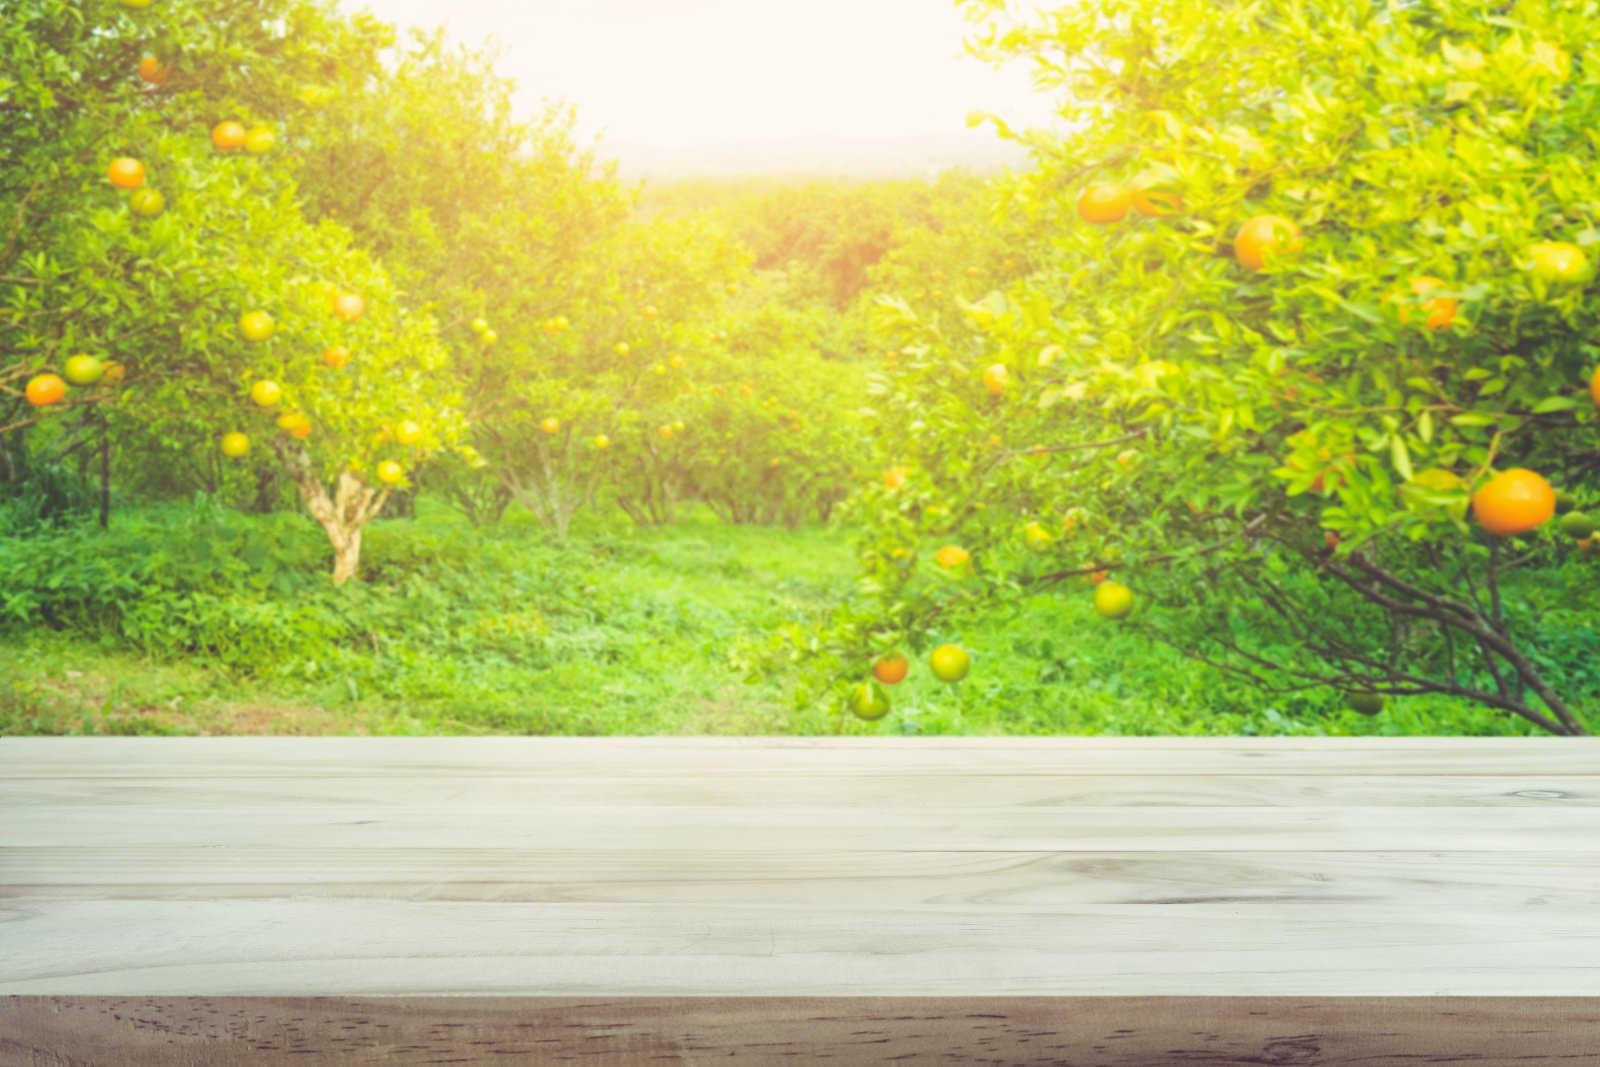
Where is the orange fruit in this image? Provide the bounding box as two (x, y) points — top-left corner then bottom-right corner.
(642, 304), (659, 319)
(102, 361), (125, 382)
(1092, 580), (1135, 620)
(275, 412), (310, 438)
(107, 157), (145, 189)
(1131, 178), (1183, 217)
(219, 432), (250, 457)
(982, 363), (1009, 395)
(934, 545), (971, 572)
(928, 644), (971, 683)
(128, 187), (164, 216)
(243, 126), (275, 155)
(330, 291), (366, 321)
(137, 56), (169, 85)
(25, 373), (67, 407)
(1233, 215), (1302, 271)
(322, 345), (351, 369)
(211, 120), (246, 151)
(1472, 469), (1555, 537)
(376, 460), (404, 484)
(540, 417), (560, 435)
(1527, 241), (1587, 284)
(1077, 183), (1130, 224)
(62, 354), (104, 384)
(1591, 365), (1600, 410)
(883, 466), (908, 490)
(394, 420), (423, 446)
(1395, 276), (1457, 331)
(849, 681), (892, 721)
(872, 653), (910, 686)
(239, 310), (274, 341)
(250, 380), (281, 407)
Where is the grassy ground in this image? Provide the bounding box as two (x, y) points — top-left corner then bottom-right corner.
(0, 497), (1545, 736)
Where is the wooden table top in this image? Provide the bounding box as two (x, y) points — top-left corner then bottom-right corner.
(4, 736), (1597, 999)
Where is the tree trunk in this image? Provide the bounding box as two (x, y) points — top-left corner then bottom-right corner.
(271, 439), (389, 585)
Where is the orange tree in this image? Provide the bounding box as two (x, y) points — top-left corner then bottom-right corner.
(794, 0), (1599, 734)
(1, 0), (462, 580)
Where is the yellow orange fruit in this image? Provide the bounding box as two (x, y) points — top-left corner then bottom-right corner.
(1234, 215), (1302, 271)
(25, 373), (67, 407)
(1077, 183), (1131, 224)
(107, 157), (145, 189)
(211, 120), (246, 151)
(928, 644), (971, 683)
(872, 653), (910, 686)
(1472, 468), (1555, 537)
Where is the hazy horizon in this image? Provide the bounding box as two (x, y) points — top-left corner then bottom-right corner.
(339, 0), (1059, 178)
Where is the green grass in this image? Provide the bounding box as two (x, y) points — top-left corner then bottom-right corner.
(0, 496), (1550, 736)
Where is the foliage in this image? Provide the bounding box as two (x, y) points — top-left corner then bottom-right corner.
(805, 0), (1600, 733)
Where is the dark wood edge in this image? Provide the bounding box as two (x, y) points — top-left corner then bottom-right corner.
(3, 996), (1598, 1065)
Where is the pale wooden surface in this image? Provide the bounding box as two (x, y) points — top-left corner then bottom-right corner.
(2, 738), (1598, 996)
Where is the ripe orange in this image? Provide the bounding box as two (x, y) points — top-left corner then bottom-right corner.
(592, 434), (611, 450)
(883, 466), (908, 490)
(934, 545), (971, 572)
(540, 417), (560, 435)
(872, 653), (910, 686)
(1131, 185), (1183, 218)
(982, 363), (1009, 395)
(102, 361), (125, 382)
(219, 432), (250, 457)
(137, 56), (169, 85)
(1088, 568), (1110, 586)
(394, 420), (423, 445)
(25, 373), (67, 407)
(1234, 215), (1302, 271)
(322, 345), (351, 369)
(330, 291), (366, 322)
(107, 157), (145, 189)
(376, 460), (404, 485)
(1395, 276), (1457, 331)
(642, 305), (659, 319)
(658, 424), (674, 440)
(275, 412), (310, 438)
(1472, 469), (1555, 536)
(965, 266), (981, 278)
(212, 120), (246, 151)
(928, 644), (971, 683)
(1077, 183), (1130, 224)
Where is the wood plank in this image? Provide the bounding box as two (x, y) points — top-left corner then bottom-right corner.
(3, 996), (1598, 1065)
(7, 801), (1597, 851)
(4, 772), (1592, 809)
(6, 735), (1600, 776)
(4, 738), (1598, 998)
(6, 885), (1600, 995)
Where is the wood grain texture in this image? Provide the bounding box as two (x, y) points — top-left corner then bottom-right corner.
(1, 738), (1598, 999)
(4, 996), (1598, 1065)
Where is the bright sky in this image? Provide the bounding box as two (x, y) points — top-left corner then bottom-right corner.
(339, 0), (1058, 155)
